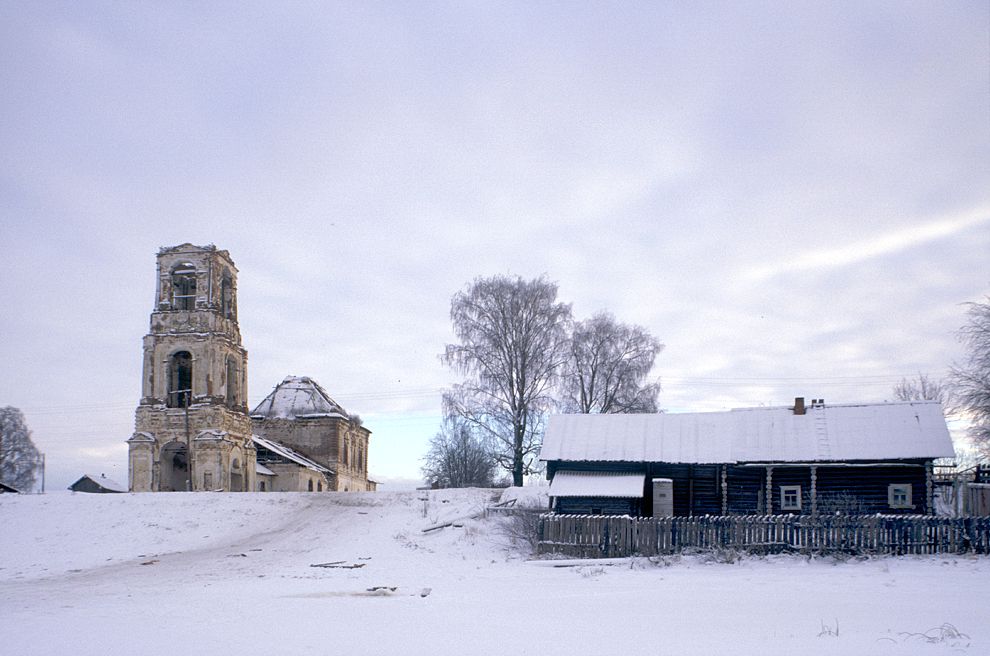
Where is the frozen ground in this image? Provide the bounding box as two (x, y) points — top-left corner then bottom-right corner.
(1, 489), (987, 656)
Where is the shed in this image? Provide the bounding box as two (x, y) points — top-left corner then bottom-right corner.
(69, 474), (127, 494)
(542, 399), (955, 516)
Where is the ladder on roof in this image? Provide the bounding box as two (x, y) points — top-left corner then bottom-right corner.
(813, 406), (831, 460)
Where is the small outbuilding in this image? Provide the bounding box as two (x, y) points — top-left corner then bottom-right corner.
(541, 399), (955, 516)
(69, 474), (127, 494)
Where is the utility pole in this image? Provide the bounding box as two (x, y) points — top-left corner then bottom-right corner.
(183, 389), (194, 491)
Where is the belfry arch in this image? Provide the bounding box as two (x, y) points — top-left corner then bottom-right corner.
(171, 262), (197, 311)
(168, 351), (193, 408)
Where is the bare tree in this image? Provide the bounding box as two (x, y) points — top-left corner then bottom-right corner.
(421, 417), (497, 488)
(893, 373), (951, 405)
(442, 275), (571, 486)
(950, 297), (990, 456)
(0, 407), (41, 492)
(562, 311), (664, 413)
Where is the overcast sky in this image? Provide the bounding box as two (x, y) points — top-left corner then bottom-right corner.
(1, 2), (988, 490)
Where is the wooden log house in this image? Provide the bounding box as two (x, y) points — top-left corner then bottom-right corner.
(540, 398), (954, 517)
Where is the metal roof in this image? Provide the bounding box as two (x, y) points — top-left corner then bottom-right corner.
(540, 401), (955, 464)
(252, 435), (334, 475)
(250, 376), (349, 420)
(548, 471), (645, 498)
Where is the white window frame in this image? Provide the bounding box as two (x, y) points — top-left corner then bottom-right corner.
(780, 485), (802, 511)
(888, 484), (913, 509)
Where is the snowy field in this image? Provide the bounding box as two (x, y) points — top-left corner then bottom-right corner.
(1, 490), (987, 656)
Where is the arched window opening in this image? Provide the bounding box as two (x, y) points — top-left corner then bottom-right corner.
(230, 457), (243, 492)
(220, 271), (234, 319)
(160, 441), (188, 491)
(172, 263), (197, 311)
(225, 356), (238, 407)
(167, 351), (193, 408)
(317, 480), (323, 492)
(308, 479), (314, 492)
(342, 441), (349, 467)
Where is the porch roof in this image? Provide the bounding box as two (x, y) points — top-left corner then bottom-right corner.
(548, 470), (645, 498)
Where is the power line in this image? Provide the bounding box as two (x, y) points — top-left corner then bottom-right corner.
(13, 372), (933, 415)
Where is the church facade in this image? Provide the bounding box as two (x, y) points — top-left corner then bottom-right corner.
(127, 244), (375, 493)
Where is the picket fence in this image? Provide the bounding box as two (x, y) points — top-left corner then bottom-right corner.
(538, 513), (990, 558)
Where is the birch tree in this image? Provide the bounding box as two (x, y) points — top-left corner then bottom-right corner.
(893, 373), (951, 405)
(421, 417), (497, 488)
(950, 297), (990, 455)
(0, 407), (41, 492)
(442, 275), (571, 486)
(562, 312), (664, 413)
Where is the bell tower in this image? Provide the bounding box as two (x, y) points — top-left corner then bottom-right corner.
(127, 244), (256, 492)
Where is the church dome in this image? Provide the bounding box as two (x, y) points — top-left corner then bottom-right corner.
(250, 376), (349, 420)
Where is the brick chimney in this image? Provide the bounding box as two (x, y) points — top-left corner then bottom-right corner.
(793, 397), (806, 415)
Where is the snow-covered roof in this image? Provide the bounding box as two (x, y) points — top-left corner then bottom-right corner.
(541, 401), (955, 464)
(548, 471), (645, 498)
(250, 376), (349, 420)
(252, 435), (333, 476)
(255, 462), (276, 476)
(76, 474), (127, 492)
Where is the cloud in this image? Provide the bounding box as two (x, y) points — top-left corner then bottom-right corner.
(743, 205), (990, 282)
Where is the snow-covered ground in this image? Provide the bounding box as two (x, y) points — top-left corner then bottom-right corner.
(1, 489), (987, 655)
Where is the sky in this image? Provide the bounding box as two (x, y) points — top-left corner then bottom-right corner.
(1, 1), (988, 491)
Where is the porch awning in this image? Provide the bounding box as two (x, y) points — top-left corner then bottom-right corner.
(549, 471), (645, 498)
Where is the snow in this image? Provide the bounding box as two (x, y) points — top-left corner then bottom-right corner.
(548, 470), (645, 497)
(250, 376), (349, 420)
(498, 485), (550, 509)
(542, 401), (955, 464)
(1, 490), (987, 655)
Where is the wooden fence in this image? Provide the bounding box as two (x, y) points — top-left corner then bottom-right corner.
(538, 514), (990, 558)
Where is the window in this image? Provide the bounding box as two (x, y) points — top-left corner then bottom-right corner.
(780, 485), (802, 511)
(259, 481), (266, 492)
(167, 351), (193, 408)
(317, 480), (323, 492)
(171, 263), (197, 310)
(888, 484), (913, 509)
(220, 271), (234, 319)
(308, 479), (314, 492)
(225, 356), (238, 407)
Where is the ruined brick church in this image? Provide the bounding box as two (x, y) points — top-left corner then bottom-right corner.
(127, 244), (374, 493)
